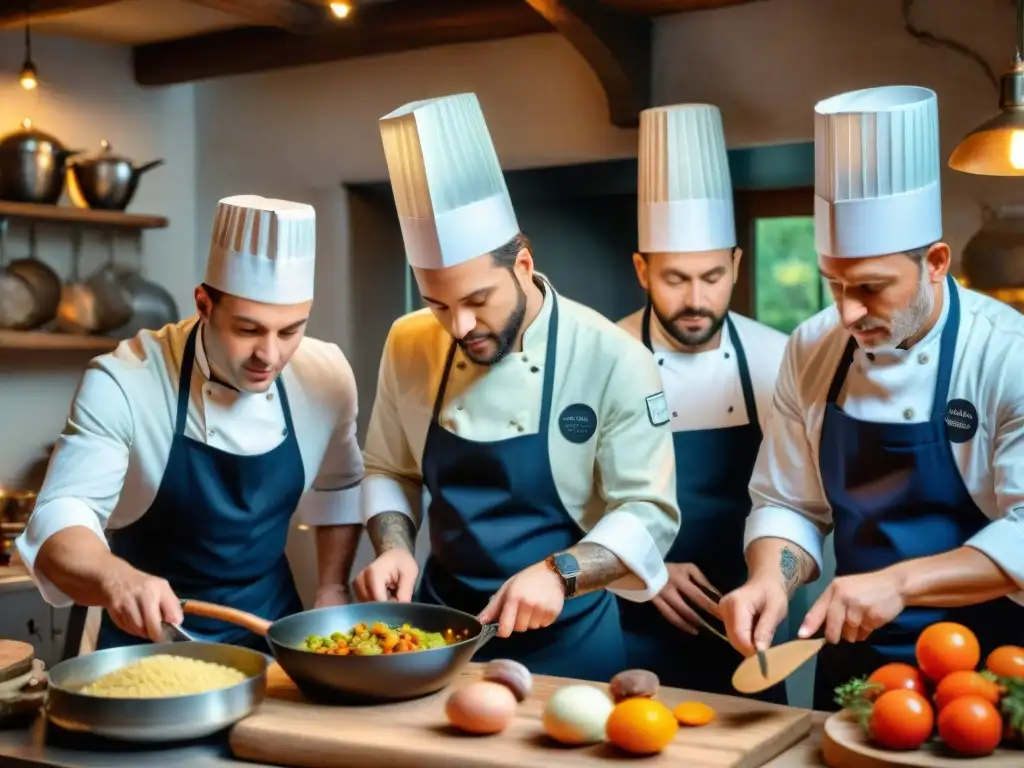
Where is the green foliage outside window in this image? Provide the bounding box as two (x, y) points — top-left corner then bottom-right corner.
(754, 216), (833, 334)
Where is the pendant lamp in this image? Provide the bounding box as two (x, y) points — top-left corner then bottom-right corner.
(949, 0), (1024, 175)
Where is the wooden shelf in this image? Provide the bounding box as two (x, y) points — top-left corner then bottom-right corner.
(0, 330), (118, 352)
(0, 201), (168, 231)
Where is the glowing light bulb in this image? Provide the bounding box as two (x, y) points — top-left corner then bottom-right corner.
(19, 61), (37, 90)
(1010, 130), (1024, 170)
(329, 2), (352, 18)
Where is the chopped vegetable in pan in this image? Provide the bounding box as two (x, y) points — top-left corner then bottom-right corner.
(301, 622), (459, 655)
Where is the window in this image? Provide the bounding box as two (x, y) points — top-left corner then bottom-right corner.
(734, 188), (832, 334)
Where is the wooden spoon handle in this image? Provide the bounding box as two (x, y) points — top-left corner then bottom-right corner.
(180, 600), (272, 636)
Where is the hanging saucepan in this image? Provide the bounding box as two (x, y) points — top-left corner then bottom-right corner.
(68, 140), (164, 211)
(0, 118), (82, 205)
(55, 230), (100, 335)
(78, 231), (134, 333)
(105, 233), (179, 338)
(0, 219), (37, 330)
(3, 224), (62, 330)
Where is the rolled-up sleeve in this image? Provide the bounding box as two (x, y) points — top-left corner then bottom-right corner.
(361, 327), (423, 527)
(15, 367), (132, 606)
(744, 337), (832, 574)
(586, 344), (680, 603)
(964, 375), (1024, 591)
(303, 346), (365, 526)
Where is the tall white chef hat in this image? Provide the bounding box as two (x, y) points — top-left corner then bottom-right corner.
(638, 103), (735, 254)
(814, 85), (942, 258)
(205, 195), (316, 305)
(379, 92), (519, 270)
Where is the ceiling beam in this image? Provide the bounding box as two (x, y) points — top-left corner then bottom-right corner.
(525, 0), (651, 128)
(0, 0), (117, 27)
(133, 0), (552, 87)
(181, 0), (331, 33)
(600, 0), (764, 14)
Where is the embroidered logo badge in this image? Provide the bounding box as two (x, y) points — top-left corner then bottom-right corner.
(646, 392), (670, 427)
(945, 398), (979, 444)
(559, 403), (598, 444)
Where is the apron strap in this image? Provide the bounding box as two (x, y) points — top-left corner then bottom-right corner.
(931, 274), (960, 419)
(826, 337), (858, 406)
(641, 300), (654, 352)
(726, 314), (760, 430)
(431, 343), (460, 426)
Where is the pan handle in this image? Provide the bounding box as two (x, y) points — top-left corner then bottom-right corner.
(180, 600), (272, 636)
(475, 623), (499, 651)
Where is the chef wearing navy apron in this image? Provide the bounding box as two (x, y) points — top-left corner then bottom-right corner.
(617, 104), (789, 703)
(354, 93), (681, 682)
(16, 195), (365, 653)
(719, 86), (1024, 711)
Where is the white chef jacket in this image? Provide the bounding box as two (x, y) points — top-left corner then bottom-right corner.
(745, 279), (1024, 604)
(361, 279), (681, 602)
(16, 316), (364, 607)
(618, 309), (788, 434)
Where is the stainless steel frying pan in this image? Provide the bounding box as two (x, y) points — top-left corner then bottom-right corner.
(182, 600), (499, 704)
(43, 641), (268, 742)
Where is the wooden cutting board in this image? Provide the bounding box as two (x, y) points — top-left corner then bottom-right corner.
(822, 710), (1022, 766)
(229, 663), (813, 768)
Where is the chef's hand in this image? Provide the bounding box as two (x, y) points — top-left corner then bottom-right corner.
(798, 570), (905, 644)
(653, 563), (722, 635)
(353, 549), (418, 603)
(100, 560), (183, 642)
(719, 575), (789, 657)
(478, 561), (565, 638)
(313, 584), (352, 608)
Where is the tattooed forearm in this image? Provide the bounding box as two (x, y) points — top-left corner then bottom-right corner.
(563, 543), (635, 596)
(366, 512), (416, 556)
(779, 545), (811, 596)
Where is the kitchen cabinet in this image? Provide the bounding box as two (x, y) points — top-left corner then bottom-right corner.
(0, 586), (70, 668)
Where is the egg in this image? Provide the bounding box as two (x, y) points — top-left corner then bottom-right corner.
(445, 681), (518, 734)
(542, 684), (615, 745)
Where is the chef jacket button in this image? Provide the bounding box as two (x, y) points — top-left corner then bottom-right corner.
(517, 425), (524, 433)
(456, 361), (467, 370)
(530, 366), (539, 373)
(282, 428), (289, 436)
(866, 352), (876, 361)
(456, 404), (463, 411)
(918, 353), (929, 364)
(208, 429), (215, 437)
(267, 392), (274, 401)
(903, 408), (914, 420)
(724, 352), (730, 359)
(658, 358), (664, 366)
(672, 411), (678, 418)
(728, 406), (734, 413)
(522, 356), (529, 363)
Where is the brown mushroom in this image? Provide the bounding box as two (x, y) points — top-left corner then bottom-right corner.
(609, 669), (659, 703)
(482, 659), (533, 702)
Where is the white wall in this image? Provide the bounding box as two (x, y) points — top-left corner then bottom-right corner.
(0, 31), (197, 487)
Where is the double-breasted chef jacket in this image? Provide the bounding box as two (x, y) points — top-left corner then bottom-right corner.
(15, 317), (364, 621)
(361, 279), (681, 619)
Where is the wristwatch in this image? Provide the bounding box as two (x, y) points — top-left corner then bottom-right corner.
(546, 552), (581, 599)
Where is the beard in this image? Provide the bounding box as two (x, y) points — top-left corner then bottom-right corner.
(650, 296), (728, 349)
(851, 271), (935, 349)
(457, 272), (528, 366)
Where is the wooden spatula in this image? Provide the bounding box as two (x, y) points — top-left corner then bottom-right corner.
(732, 637), (826, 694)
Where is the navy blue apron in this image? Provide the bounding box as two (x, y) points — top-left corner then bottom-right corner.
(813, 275), (1024, 710)
(95, 322), (305, 651)
(618, 307), (788, 703)
(416, 288), (627, 682)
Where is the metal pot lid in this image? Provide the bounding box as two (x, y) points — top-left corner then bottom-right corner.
(74, 139), (132, 167)
(0, 118), (66, 153)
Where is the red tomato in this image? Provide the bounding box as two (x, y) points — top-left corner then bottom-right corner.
(867, 663), (928, 698)
(933, 670), (1001, 711)
(937, 695), (1003, 756)
(985, 645), (1024, 680)
(915, 622), (980, 681)
(869, 689), (934, 750)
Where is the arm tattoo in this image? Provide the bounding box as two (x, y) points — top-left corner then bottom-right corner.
(567, 543), (630, 595)
(779, 546), (807, 595)
(366, 512), (415, 556)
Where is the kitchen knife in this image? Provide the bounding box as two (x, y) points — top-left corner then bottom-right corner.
(693, 581), (769, 679)
(158, 622), (196, 643)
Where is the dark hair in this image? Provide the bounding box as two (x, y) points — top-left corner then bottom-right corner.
(490, 232), (532, 270)
(200, 283), (225, 305)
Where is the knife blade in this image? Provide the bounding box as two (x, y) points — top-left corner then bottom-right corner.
(158, 622), (196, 643)
(692, 581), (769, 679)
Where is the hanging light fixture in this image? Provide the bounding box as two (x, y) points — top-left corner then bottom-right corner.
(19, 21), (38, 90)
(948, 0), (1024, 175)
(328, 1), (353, 19)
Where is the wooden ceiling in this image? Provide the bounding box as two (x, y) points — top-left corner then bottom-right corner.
(2, 0), (763, 127)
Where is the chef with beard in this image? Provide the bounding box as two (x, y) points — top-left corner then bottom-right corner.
(352, 92), (681, 682)
(617, 103), (789, 702)
(719, 85), (1024, 711)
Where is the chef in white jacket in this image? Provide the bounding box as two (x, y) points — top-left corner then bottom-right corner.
(617, 103), (789, 703)
(352, 92), (681, 682)
(719, 86), (1024, 711)
(16, 195), (364, 651)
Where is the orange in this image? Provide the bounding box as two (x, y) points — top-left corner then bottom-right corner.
(914, 622), (980, 682)
(606, 697), (679, 754)
(673, 701), (716, 726)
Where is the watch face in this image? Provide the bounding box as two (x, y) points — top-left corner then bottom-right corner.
(553, 553), (581, 577)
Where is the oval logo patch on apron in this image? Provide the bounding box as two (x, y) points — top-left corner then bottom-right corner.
(945, 398), (979, 443)
(559, 403), (598, 444)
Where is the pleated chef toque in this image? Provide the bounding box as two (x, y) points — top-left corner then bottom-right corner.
(814, 85), (941, 259)
(205, 194), (316, 305)
(379, 93), (519, 270)
(638, 104), (736, 254)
